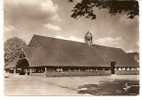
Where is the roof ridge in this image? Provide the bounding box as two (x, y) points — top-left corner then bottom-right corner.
(30, 34), (124, 51)
(32, 34), (85, 44)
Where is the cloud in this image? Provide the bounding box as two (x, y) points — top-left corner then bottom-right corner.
(4, 0), (138, 52)
(95, 37), (122, 47)
(4, 25), (16, 41)
(55, 35), (83, 42)
(44, 24), (61, 31)
(4, 25), (15, 32)
(95, 36), (139, 52)
(68, 36), (83, 42)
(5, 0), (61, 41)
(5, 0), (60, 23)
(55, 36), (66, 40)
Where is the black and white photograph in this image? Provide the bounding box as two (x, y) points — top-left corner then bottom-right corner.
(4, 0), (139, 96)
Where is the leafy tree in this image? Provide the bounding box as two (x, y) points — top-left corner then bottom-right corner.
(4, 37), (27, 66)
(69, 0), (139, 19)
(16, 58), (29, 74)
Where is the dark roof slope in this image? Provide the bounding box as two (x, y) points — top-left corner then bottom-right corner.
(127, 52), (139, 63)
(23, 34), (138, 67)
(94, 45), (138, 66)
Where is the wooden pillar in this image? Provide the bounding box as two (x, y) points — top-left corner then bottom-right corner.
(44, 67), (47, 77)
(60, 68), (63, 72)
(111, 61), (116, 74)
(13, 68), (16, 74)
(25, 68), (28, 75)
(102, 68), (105, 71)
(29, 68), (32, 76)
(78, 68), (80, 72)
(68, 68), (71, 72)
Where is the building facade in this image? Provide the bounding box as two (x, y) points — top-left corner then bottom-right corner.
(5, 32), (139, 76)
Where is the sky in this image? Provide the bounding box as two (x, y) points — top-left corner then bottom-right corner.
(4, 0), (139, 52)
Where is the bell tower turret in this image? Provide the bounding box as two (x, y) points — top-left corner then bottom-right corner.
(84, 31), (93, 47)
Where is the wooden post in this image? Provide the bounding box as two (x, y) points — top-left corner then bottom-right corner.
(111, 61), (116, 74)
(44, 67), (47, 77)
(68, 68), (71, 72)
(78, 68), (80, 72)
(25, 68), (28, 75)
(29, 68), (32, 76)
(102, 68), (105, 71)
(13, 68), (16, 74)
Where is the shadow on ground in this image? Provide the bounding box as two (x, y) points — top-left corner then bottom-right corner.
(77, 80), (139, 96)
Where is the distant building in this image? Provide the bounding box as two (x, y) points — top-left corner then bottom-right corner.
(5, 32), (139, 76)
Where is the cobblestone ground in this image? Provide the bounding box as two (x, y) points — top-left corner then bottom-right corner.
(4, 74), (139, 96)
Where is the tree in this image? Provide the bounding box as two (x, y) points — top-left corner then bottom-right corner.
(4, 37), (27, 66)
(16, 57), (29, 74)
(69, 0), (139, 19)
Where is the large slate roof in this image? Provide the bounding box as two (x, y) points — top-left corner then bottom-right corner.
(23, 34), (138, 67)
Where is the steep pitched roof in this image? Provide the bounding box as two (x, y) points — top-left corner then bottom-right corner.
(127, 52), (139, 63)
(23, 34), (138, 67)
(94, 45), (138, 66)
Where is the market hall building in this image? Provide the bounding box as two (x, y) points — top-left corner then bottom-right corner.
(5, 32), (139, 76)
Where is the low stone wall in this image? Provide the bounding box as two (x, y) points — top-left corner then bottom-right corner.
(31, 70), (111, 77)
(115, 70), (139, 75)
